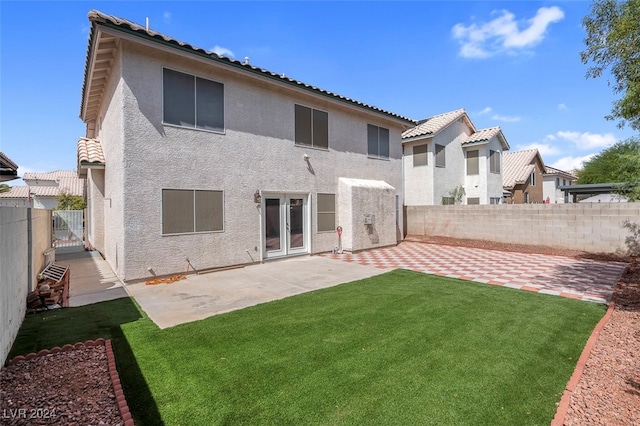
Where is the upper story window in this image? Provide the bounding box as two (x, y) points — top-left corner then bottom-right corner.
(435, 144), (446, 167)
(413, 144), (428, 167)
(530, 170), (536, 186)
(367, 124), (390, 159)
(295, 105), (328, 149)
(163, 68), (224, 132)
(490, 150), (501, 173)
(466, 150), (479, 175)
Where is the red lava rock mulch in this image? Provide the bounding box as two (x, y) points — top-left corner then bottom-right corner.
(1, 339), (133, 426)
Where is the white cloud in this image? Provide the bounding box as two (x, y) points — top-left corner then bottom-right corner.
(452, 6), (564, 58)
(519, 143), (560, 157)
(163, 11), (172, 23)
(478, 107), (492, 115)
(492, 114), (521, 122)
(551, 154), (595, 171)
(211, 45), (234, 58)
(557, 103), (567, 110)
(554, 131), (617, 150)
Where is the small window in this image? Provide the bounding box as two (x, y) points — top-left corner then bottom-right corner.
(490, 150), (501, 173)
(466, 150), (479, 175)
(435, 144), (446, 167)
(163, 68), (224, 132)
(467, 197), (480, 205)
(295, 105), (328, 149)
(490, 197), (501, 205)
(162, 189), (223, 235)
(524, 192), (530, 203)
(413, 144), (428, 167)
(317, 193), (335, 232)
(556, 177), (560, 186)
(367, 124), (390, 159)
(441, 197), (455, 205)
(530, 171), (536, 186)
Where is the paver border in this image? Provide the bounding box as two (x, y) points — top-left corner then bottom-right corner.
(5, 338), (134, 426)
(551, 301), (616, 425)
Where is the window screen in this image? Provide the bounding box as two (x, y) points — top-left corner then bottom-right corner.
(317, 193), (335, 232)
(467, 150), (479, 175)
(467, 197), (480, 205)
(162, 189), (224, 234)
(413, 144), (427, 166)
(435, 144), (446, 167)
(367, 124), (390, 159)
(163, 68), (224, 131)
(295, 105), (328, 149)
(490, 150), (501, 173)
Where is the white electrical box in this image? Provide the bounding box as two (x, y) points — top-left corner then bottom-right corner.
(363, 214), (374, 225)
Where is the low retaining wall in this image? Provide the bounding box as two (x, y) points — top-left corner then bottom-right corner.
(405, 203), (640, 255)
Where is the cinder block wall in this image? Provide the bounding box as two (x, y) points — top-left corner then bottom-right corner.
(0, 208), (29, 365)
(406, 203), (640, 254)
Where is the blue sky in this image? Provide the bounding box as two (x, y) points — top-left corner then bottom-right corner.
(1, 1), (636, 182)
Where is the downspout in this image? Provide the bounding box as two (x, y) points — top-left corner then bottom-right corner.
(27, 208), (33, 292)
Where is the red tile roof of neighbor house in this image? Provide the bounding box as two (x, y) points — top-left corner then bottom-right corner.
(0, 170), (85, 199)
(502, 149), (543, 189)
(81, 10), (417, 126)
(401, 109), (471, 140)
(402, 110), (510, 150)
(544, 165), (577, 180)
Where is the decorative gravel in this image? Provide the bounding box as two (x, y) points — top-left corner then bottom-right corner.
(1, 345), (123, 425)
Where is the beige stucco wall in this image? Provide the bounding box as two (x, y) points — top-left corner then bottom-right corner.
(30, 209), (53, 291)
(92, 40), (407, 281)
(406, 203), (640, 254)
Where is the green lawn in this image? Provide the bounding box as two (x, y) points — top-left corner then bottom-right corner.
(9, 269), (605, 425)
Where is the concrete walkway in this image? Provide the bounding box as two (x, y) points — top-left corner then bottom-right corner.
(323, 242), (629, 304)
(56, 248), (128, 307)
(125, 256), (389, 329)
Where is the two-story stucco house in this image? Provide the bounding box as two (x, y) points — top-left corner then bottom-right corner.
(77, 11), (416, 281)
(402, 109), (510, 206)
(502, 149), (546, 204)
(543, 166), (577, 203)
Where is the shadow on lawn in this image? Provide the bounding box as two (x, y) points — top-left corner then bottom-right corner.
(8, 297), (164, 425)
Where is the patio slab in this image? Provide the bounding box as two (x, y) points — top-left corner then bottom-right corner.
(125, 256), (391, 329)
(323, 242), (629, 304)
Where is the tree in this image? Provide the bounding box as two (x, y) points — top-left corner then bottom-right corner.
(55, 192), (87, 210)
(581, 0), (640, 130)
(0, 183), (9, 193)
(578, 137), (640, 199)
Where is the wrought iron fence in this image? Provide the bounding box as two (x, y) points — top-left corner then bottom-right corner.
(52, 210), (84, 248)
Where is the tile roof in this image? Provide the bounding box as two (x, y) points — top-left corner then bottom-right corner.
(461, 126), (510, 150)
(2, 170), (86, 199)
(402, 109), (471, 140)
(82, 10), (416, 126)
(502, 149), (543, 189)
(0, 151), (18, 170)
(78, 137), (105, 166)
(544, 165), (577, 180)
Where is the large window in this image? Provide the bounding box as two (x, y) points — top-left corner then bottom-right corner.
(317, 193), (335, 232)
(367, 124), (390, 159)
(490, 150), (501, 173)
(466, 150), (479, 175)
(163, 68), (224, 132)
(435, 144), (446, 167)
(413, 144), (428, 166)
(162, 189), (224, 234)
(295, 105), (328, 149)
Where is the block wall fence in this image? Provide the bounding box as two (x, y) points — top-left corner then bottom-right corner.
(405, 203), (640, 255)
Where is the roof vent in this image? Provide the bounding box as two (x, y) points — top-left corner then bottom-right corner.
(145, 17), (149, 32)
(244, 56), (249, 65)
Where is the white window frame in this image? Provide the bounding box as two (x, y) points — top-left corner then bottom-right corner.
(162, 189), (224, 235)
(435, 144), (446, 167)
(367, 124), (390, 160)
(316, 193), (336, 233)
(295, 104), (329, 150)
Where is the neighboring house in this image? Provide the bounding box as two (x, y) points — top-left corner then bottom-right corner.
(502, 149), (546, 204)
(77, 10), (416, 281)
(0, 171), (85, 209)
(580, 193), (628, 203)
(543, 166), (577, 203)
(0, 152), (18, 182)
(402, 109), (510, 205)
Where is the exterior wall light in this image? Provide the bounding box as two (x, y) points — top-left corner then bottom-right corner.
(254, 190), (261, 203)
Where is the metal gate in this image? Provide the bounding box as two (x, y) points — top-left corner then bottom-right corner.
(53, 210), (84, 248)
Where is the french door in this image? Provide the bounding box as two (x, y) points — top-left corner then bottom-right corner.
(263, 194), (308, 259)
